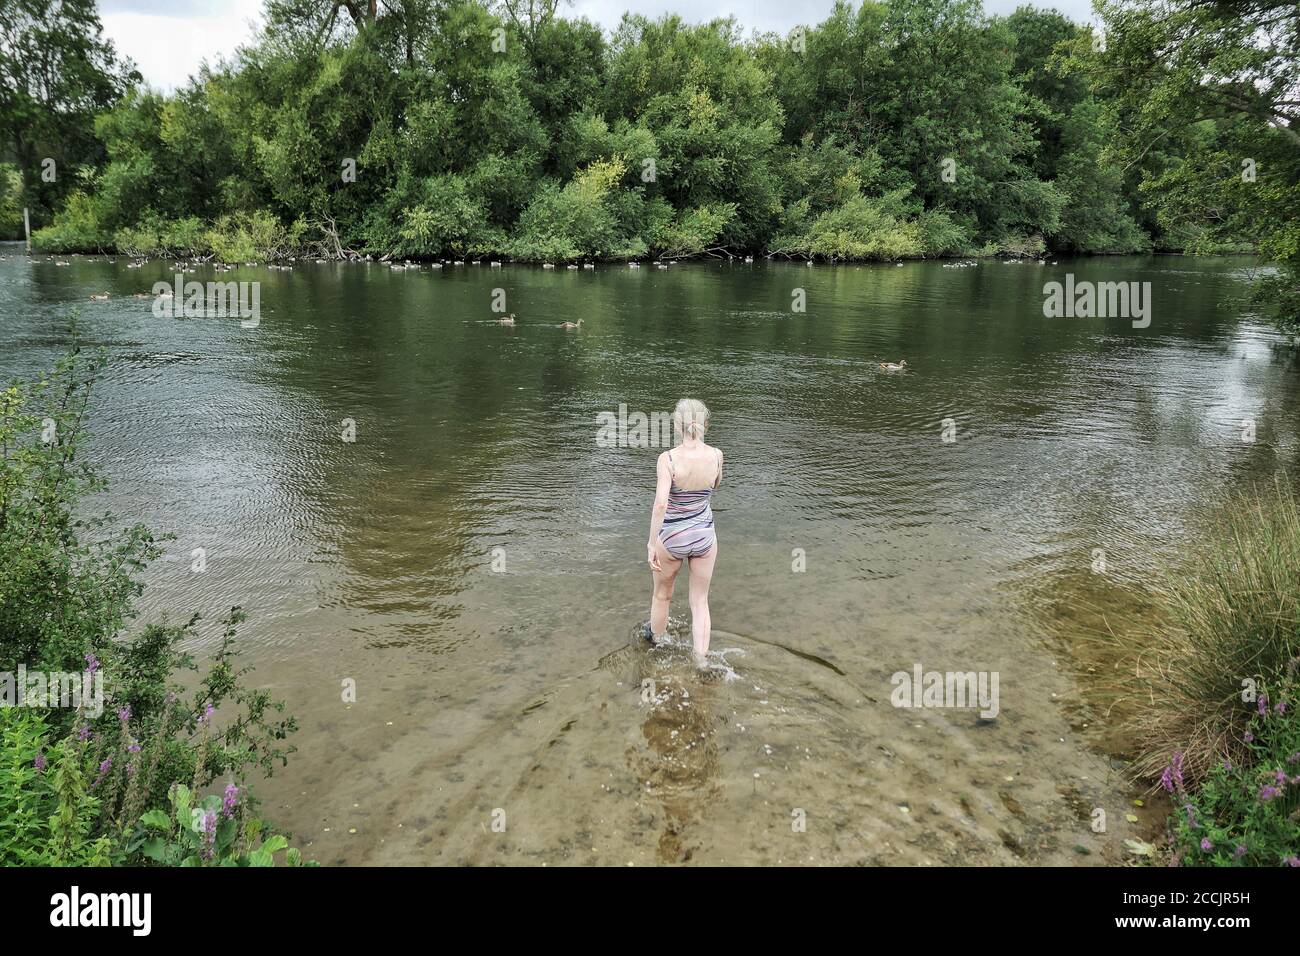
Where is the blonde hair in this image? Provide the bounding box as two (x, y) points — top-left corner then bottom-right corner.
(672, 398), (710, 440)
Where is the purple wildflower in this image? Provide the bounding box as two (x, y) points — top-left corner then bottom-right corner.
(34, 752), (46, 772)
(117, 705), (131, 722)
(127, 744), (141, 754)
(1161, 752), (1185, 794)
(1259, 785), (1280, 802)
(1258, 694), (1268, 716)
(76, 724), (91, 742)
(1287, 857), (1300, 868)
(1233, 845), (1247, 859)
(201, 810), (218, 860)
(1200, 838), (1213, 852)
(1244, 731), (1255, 744)
(1183, 803), (1198, 828)
(91, 758), (112, 789)
(222, 783), (240, 819)
(83, 652), (99, 676)
(1276, 701), (1288, 715)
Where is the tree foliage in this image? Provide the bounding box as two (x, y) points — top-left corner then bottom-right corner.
(15, 0), (1295, 328)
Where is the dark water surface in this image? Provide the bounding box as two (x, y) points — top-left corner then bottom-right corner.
(2, 249), (1295, 864)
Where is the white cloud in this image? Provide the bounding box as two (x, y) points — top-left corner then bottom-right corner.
(100, 0), (264, 92)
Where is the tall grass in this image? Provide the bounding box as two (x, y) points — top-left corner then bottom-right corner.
(1122, 475), (1300, 785)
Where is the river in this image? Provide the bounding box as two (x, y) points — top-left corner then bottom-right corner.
(2, 248), (1295, 864)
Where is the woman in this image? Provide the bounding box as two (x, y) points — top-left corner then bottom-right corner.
(645, 398), (723, 664)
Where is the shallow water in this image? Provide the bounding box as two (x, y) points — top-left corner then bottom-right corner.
(2, 248), (1296, 864)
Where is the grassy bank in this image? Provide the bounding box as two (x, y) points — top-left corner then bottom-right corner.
(1101, 477), (1300, 866)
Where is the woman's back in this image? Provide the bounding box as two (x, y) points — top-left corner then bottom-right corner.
(667, 442), (722, 491)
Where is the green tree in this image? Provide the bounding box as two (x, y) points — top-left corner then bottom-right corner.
(0, 0), (136, 226)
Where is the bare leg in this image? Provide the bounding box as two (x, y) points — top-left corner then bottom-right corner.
(650, 537), (681, 636)
(687, 543), (718, 660)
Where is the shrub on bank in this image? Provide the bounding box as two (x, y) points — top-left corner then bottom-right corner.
(1161, 673), (1300, 867)
(1124, 478), (1300, 787)
(0, 336), (307, 866)
(1105, 476), (1300, 865)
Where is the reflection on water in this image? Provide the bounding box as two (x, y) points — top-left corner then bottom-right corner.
(2, 247), (1297, 864)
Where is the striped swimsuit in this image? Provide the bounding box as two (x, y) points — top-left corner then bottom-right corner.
(658, 450), (720, 559)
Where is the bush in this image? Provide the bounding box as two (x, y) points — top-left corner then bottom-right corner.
(1117, 477), (1300, 787)
(0, 710), (111, 866)
(1160, 673), (1300, 867)
(205, 211), (305, 263)
(32, 191), (112, 253)
(768, 188), (977, 261)
(0, 336), (305, 866)
(131, 783), (307, 867)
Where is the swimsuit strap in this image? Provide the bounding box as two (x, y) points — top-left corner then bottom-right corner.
(666, 450), (675, 480)
(713, 448), (722, 488)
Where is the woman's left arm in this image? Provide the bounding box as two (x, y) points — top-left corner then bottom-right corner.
(647, 452), (672, 570)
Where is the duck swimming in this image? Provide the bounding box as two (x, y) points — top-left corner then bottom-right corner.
(497, 314), (516, 326)
(879, 359), (907, 371)
(560, 319), (582, 330)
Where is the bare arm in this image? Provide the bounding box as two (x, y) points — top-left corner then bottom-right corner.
(648, 452), (672, 545)
(647, 452), (672, 569)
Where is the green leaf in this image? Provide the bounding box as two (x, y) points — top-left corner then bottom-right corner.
(260, 835), (288, 855)
(216, 817), (238, 851)
(140, 809), (171, 830)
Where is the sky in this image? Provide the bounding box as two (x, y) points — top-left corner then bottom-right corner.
(98, 0), (1099, 92)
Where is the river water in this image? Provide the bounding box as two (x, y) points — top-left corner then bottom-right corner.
(2, 248), (1295, 864)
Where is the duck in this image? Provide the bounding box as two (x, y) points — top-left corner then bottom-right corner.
(583, 262), (594, 269)
(560, 319), (583, 330)
(131, 292), (149, 299)
(89, 292), (110, 301)
(497, 314), (516, 326)
(879, 359), (908, 372)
